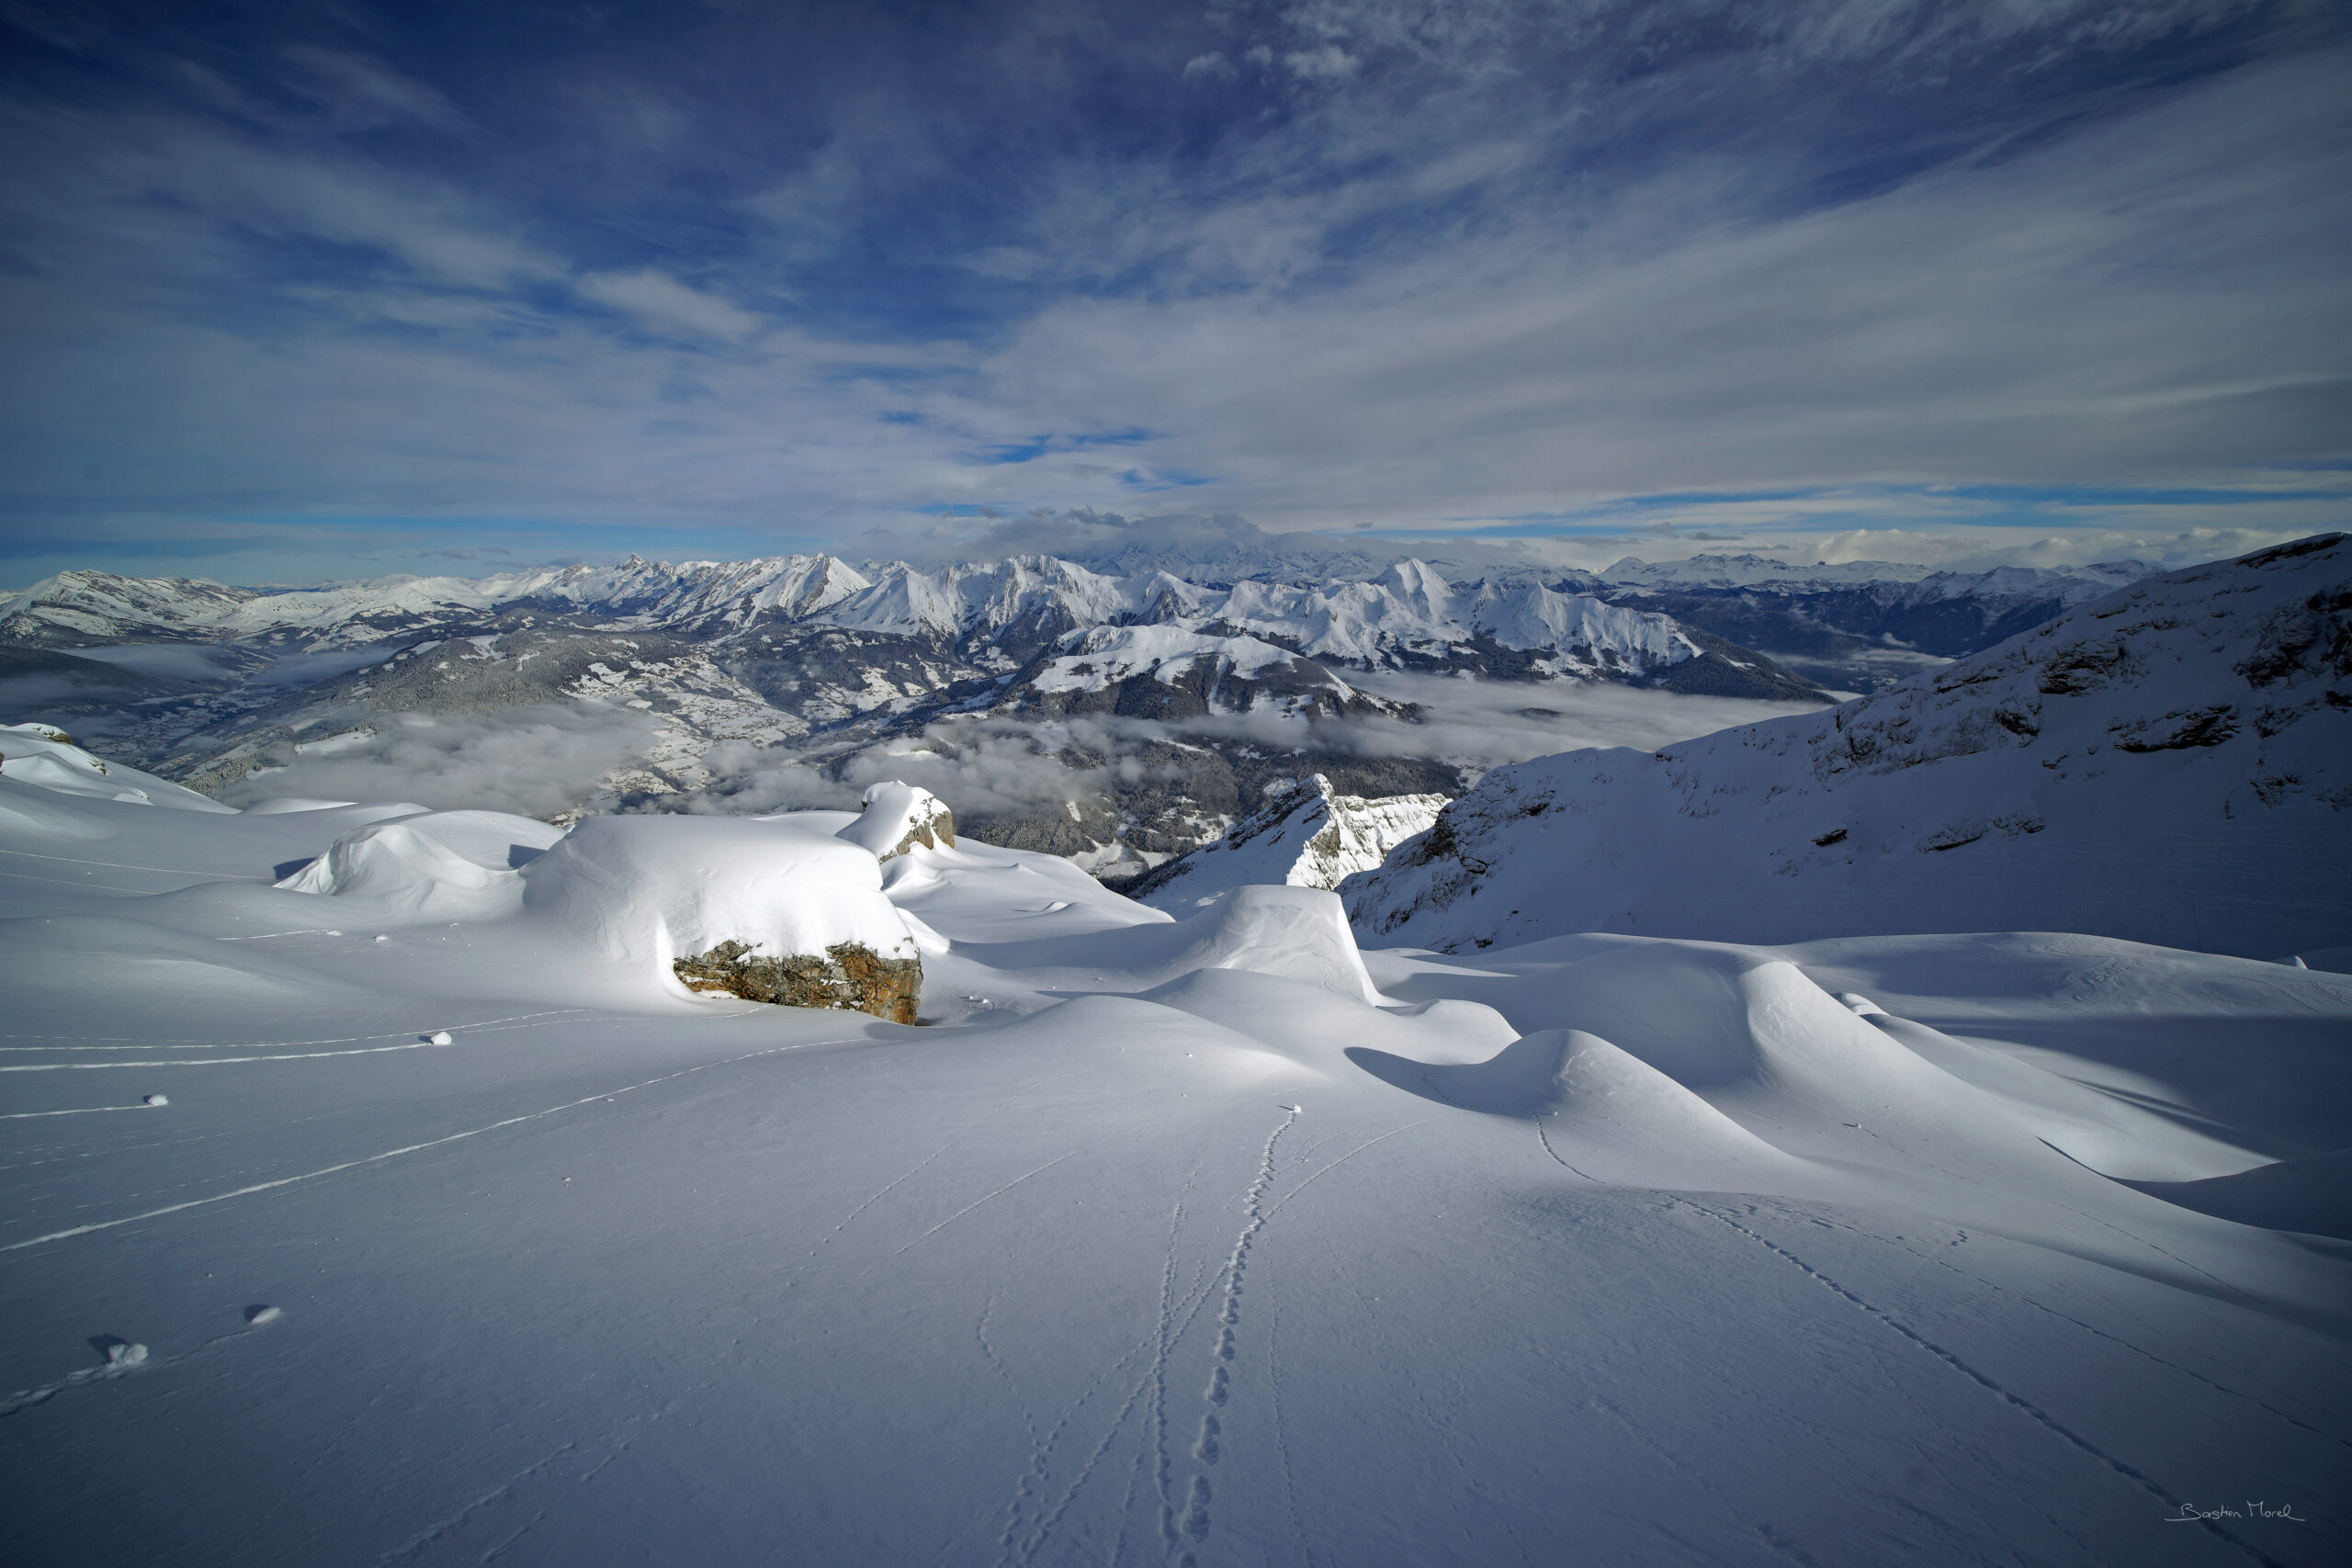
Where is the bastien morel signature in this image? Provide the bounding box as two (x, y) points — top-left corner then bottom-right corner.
(2165, 1501), (2308, 1523)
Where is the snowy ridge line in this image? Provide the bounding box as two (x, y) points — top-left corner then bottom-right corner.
(0, 1102), (165, 1120)
(0, 1009), (595, 1053)
(1675, 1201), (2292, 1568)
(2031, 1141), (2272, 1307)
(0, 1035), (842, 1255)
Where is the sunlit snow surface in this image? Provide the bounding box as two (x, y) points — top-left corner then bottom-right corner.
(1, 768), (2347, 1564)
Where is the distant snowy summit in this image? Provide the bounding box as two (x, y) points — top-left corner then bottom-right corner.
(1344, 535), (2352, 961)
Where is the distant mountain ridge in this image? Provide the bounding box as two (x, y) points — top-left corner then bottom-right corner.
(0, 528), (2164, 878)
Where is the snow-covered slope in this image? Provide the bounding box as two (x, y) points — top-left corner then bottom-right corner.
(0, 721), (234, 814)
(1346, 535), (2352, 960)
(1, 739), (2346, 1565)
(1130, 773), (1447, 911)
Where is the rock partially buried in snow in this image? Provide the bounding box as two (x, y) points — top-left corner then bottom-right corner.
(836, 781), (955, 863)
(426, 1031), (453, 1046)
(141, 1094), (168, 1107)
(244, 1305), (282, 1326)
(523, 814), (923, 1023)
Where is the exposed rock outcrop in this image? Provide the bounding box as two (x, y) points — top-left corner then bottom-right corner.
(673, 938), (922, 1024)
(837, 780), (955, 862)
(521, 814), (924, 1020)
(1130, 773), (1448, 911)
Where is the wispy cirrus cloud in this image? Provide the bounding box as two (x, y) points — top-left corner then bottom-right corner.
(0, 0), (2342, 583)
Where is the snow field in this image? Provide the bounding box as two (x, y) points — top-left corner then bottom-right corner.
(0, 757), (2346, 1563)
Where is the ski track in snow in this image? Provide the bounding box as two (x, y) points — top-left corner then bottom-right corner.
(0, 1010), (595, 1055)
(888, 1151), (1076, 1258)
(1260, 1120), (1430, 1222)
(0, 845), (267, 880)
(0, 1006), (602, 1066)
(1675, 1199), (2293, 1568)
(375, 1441), (582, 1565)
(0, 1036), (842, 1254)
(0, 1102), (166, 1120)
(1841, 1213), (2352, 1455)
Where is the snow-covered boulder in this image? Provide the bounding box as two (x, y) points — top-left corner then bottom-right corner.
(0, 722), (235, 812)
(1133, 774), (1448, 911)
(522, 814), (922, 1022)
(277, 809), (562, 919)
(836, 781), (955, 862)
(1343, 534), (2352, 959)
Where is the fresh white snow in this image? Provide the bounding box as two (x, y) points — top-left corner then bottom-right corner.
(1, 547), (2346, 1563)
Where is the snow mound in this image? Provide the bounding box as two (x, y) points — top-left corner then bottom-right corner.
(521, 814), (920, 1016)
(1355, 1026), (1801, 1166)
(1163, 886), (1389, 1005)
(836, 780), (956, 862)
(0, 722), (235, 812)
(277, 809), (564, 919)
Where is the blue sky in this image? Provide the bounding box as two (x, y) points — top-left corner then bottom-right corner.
(1, 0), (2346, 584)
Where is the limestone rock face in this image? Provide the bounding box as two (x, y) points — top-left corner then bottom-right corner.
(1130, 773), (1448, 911)
(673, 939), (922, 1024)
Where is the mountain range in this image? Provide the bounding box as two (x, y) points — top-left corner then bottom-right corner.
(1, 524), (2154, 874)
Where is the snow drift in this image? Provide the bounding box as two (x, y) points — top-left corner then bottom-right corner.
(277, 809), (563, 919)
(522, 814), (924, 1020)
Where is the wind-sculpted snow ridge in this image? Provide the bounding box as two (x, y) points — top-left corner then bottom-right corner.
(1346, 534), (2352, 961)
(1128, 773), (1446, 912)
(1, 742), (2348, 1565)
